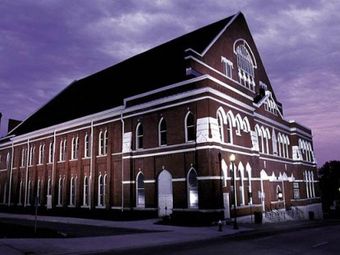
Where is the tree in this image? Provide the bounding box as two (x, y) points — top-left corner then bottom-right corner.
(319, 161), (340, 216)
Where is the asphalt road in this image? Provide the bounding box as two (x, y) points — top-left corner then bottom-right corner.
(107, 224), (340, 255)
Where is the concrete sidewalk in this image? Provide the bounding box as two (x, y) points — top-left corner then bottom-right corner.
(0, 213), (247, 255)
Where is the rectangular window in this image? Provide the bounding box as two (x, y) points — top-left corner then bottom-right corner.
(221, 57), (233, 79)
(293, 182), (300, 199)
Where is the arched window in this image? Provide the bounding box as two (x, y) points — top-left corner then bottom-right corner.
(58, 176), (64, 206)
(38, 144), (44, 164)
(47, 178), (51, 196)
(217, 111), (224, 142)
(18, 180), (23, 205)
(136, 123), (144, 149)
(70, 177), (76, 206)
(84, 133), (90, 158)
(238, 162), (245, 206)
(83, 176), (89, 206)
(99, 130), (108, 155)
(71, 137), (79, 159)
(48, 142), (54, 163)
(136, 172), (145, 208)
(236, 44), (255, 90)
(185, 112), (195, 142)
(187, 168), (198, 208)
(29, 146), (35, 166)
(159, 118), (167, 146)
(59, 139), (66, 161)
(27, 180), (31, 206)
(36, 179), (41, 205)
(21, 148), (26, 167)
(98, 174), (106, 207)
(226, 114), (233, 144)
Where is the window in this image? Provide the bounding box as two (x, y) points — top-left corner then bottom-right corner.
(136, 172), (145, 208)
(221, 57), (233, 78)
(83, 176), (89, 206)
(26, 180), (31, 206)
(59, 139), (67, 161)
(276, 185), (283, 200)
(21, 148), (26, 167)
(136, 123), (143, 149)
(226, 114), (233, 144)
(293, 182), (300, 199)
(185, 112), (195, 142)
(70, 177), (76, 206)
(84, 133), (90, 158)
(18, 180), (23, 205)
(217, 111), (224, 142)
(38, 144), (45, 164)
(187, 168), (198, 208)
(2, 182), (7, 204)
(29, 146), (35, 166)
(98, 174), (106, 207)
(71, 136), (79, 159)
(99, 130), (108, 155)
(58, 176), (64, 206)
(36, 179), (41, 205)
(236, 44), (255, 91)
(47, 178), (51, 196)
(159, 118), (167, 146)
(48, 142), (54, 163)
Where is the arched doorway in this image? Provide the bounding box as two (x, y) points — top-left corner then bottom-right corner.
(158, 170), (173, 217)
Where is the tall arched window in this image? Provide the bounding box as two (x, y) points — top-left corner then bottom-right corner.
(38, 144), (45, 164)
(185, 112), (195, 142)
(47, 178), (51, 196)
(59, 139), (66, 161)
(217, 111), (224, 142)
(18, 180), (23, 205)
(136, 172), (145, 208)
(83, 176), (89, 206)
(21, 148), (26, 167)
(159, 118), (167, 146)
(70, 177), (76, 206)
(84, 133), (90, 158)
(236, 43), (255, 91)
(104, 130), (108, 154)
(99, 130), (108, 155)
(58, 176), (64, 206)
(98, 174), (106, 207)
(27, 180), (31, 206)
(226, 114), (233, 144)
(136, 123), (143, 149)
(71, 137), (79, 159)
(187, 168), (198, 208)
(29, 146), (35, 166)
(48, 142), (54, 163)
(36, 179), (41, 205)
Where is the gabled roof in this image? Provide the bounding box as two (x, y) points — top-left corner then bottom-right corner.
(9, 13), (238, 136)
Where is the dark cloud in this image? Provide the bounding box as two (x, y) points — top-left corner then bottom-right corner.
(1, 0), (339, 166)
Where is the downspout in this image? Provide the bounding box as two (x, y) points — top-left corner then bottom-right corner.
(51, 130), (56, 207)
(8, 141), (14, 206)
(121, 113), (124, 211)
(24, 139), (30, 206)
(89, 120), (94, 209)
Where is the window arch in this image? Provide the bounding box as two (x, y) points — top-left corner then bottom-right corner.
(235, 43), (255, 90)
(29, 146), (35, 166)
(185, 112), (195, 142)
(187, 168), (198, 208)
(84, 133), (90, 158)
(83, 176), (89, 206)
(136, 123), (144, 149)
(136, 172), (145, 208)
(226, 112), (234, 144)
(98, 174), (106, 207)
(217, 110), (224, 142)
(159, 117), (167, 146)
(99, 130), (108, 155)
(71, 136), (79, 160)
(38, 144), (45, 164)
(70, 177), (76, 206)
(48, 142), (54, 163)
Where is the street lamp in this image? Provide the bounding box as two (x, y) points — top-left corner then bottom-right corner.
(229, 154), (238, 229)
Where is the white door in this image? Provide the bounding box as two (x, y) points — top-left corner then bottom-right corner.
(158, 170), (173, 217)
(223, 192), (230, 219)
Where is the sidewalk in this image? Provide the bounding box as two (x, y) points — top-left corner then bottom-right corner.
(0, 213), (246, 255)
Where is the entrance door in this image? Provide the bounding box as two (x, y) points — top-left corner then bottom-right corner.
(158, 170), (173, 217)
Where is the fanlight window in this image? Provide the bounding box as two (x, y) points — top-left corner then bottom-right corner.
(236, 44), (255, 91)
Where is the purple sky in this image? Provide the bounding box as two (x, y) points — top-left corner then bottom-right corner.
(1, 0), (339, 167)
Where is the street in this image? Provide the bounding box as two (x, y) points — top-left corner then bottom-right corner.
(108, 224), (340, 255)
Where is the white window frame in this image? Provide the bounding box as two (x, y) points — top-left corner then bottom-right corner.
(158, 117), (167, 146)
(83, 176), (89, 206)
(185, 112), (195, 143)
(136, 123), (143, 150)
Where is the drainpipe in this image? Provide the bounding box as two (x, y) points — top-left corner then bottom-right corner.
(24, 139), (30, 206)
(89, 120), (94, 209)
(8, 141), (14, 206)
(120, 113), (124, 212)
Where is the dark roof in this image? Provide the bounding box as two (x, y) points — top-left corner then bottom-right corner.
(10, 13), (237, 136)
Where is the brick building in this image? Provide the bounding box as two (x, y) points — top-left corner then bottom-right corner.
(0, 12), (322, 221)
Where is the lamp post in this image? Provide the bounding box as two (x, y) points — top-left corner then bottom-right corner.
(230, 154), (238, 229)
